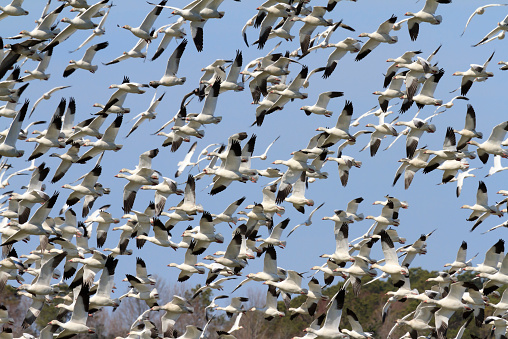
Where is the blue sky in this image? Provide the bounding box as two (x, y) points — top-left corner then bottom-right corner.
(3, 0), (508, 303)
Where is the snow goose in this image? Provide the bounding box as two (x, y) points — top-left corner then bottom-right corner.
(78, 114), (123, 163)
(150, 39), (188, 88)
(13, 3), (64, 40)
(264, 269), (307, 295)
(437, 159), (469, 184)
(444, 241), (474, 274)
(192, 276), (236, 299)
(393, 303), (436, 338)
(125, 92), (165, 138)
(292, 6), (333, 55)
(49, 284), (95, 337)
(216, 50), (244, 93)
(486, 155), (508, 177)
(17, 251), (66, 296)
(70, 4), (111, 52)
(325, 151), (361, 187)
(341, 308), (373, 338)
(473, 14), (508, 47)
(319, 35), (360, 78)
(461, 181), (503, 223)
(468, 120), (508, 164)
(151, 18), (186, 61)
(250, 285), (285, 320)
(212, 196), (245, 226)
(183, 211), (224, 255)
(321, 222), (355, 265)
(461, 4), (508, 36)
(215, 296), (250, 318)
(255, 3), (293, 49)
(273, 149), (314, 203)
(423, 127), (459, 173)
(121, 0), (167, 41)
(103, 38), (148, 65)
(300, 91), (343, 117)
(88, 255), (119, 310)
(26, 99), (66, 161)
(362, 112), (398, 157)
(399, 0), (450, 41)
(169, 174), (203, 216)
(488, 288), (508, 316)
(0, 99), (28, 158)
(285, 172), (313, 213)
(204, 140), (250, 195)
(287, 201), (324, 236)
(384, 50), (422, 87)
(373, 72), (405, 112)
(464, 239), (504, 275)
(141, 176), (182, 216)
(66, 113), (108, 144)
(187, 78), (222, 125)
(1, 192), (58, 247)
(168, 241), (205, 281)
(453, 104), (483, 150)
(86, 205), (119, 248)
(425, 281), (472, 338)
(371, 230), (408, 285)
(479, 252), (508, 295)
(17, 46), (52, 82)
(317, 100), (355, 148)
(393, 115), (437, 158)
(115, 168), (158, 214)
(355, 15), (397, 61)
(452, 51), (495, 95)
(409, 68), (445, 110)
(63, 41), (109, 77)
(60, 164), (102, 216)
(231, 245), (280, 293)
(304, 288), (346, 338)
(263, 65), (309, 118)
(257, 218), (290, 249)
(212, 232), (246, 270)
(42, 0), (110, 51)
(0, 0), (29, 20)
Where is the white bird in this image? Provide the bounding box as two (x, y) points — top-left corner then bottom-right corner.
(70, 4), (112, 52)
(149, 39), (187, 88)
(126, 92), (165, 138)
(63, 41), (109, 77)
(355, 15), (398, 61)
(287, 202), (324, 237)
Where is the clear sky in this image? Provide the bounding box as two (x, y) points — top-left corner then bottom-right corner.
(3, 0), (508, 307)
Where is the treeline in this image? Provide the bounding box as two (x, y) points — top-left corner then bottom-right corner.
(1, 268), (502, 338)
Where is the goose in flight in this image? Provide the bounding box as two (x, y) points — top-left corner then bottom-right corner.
(473, 14), (508, 47)
(452, 51), (495, 96)
(63, 41), (109, 77)
(103, 38), (148, 65)
(461, 4), (508, 36)
(303, 288), (347, 338)
(151, 18), (186, 61)
(42, 0), (110, 51)
(149, 39), (187, 88)
(70, 4), (112, 52)
(0, 99), (28, 158)
(126, 92), (165, 138)
(355, 15), (397, 61)
(121, 0), (167, 42)
(454, 104), (483, 150)
(468, 120), (508, 164)
(394, 0), (451, 41)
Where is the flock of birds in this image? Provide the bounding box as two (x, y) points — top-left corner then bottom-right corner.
(2, 0), (508, 338)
